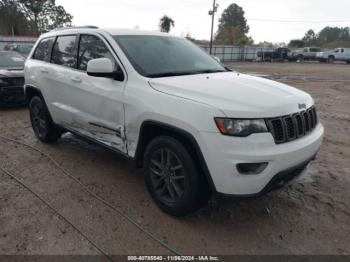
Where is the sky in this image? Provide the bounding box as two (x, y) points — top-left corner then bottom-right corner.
(56, 0), (350, 44)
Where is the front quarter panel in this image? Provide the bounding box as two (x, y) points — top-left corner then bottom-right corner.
(123, 74), (223, 157)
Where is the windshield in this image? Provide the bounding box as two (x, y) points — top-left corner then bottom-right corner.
(0, 52), (25, 68)
(17, 45), (34, 55)
(5, 44), (34, 55)
(113, 35), (226, 78)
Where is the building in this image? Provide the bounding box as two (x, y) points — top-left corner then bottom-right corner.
(0, 35), (38, 50)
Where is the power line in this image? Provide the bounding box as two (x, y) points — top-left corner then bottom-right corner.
(248, 18), (350, 23)
(209, 0), (219, 55)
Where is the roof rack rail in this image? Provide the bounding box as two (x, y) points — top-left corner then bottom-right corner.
(51, 26), (99, 32)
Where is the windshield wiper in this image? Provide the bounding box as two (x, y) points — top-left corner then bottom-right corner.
(146, 69), (226, 78)
(5, 67), (24, 71)
(194, 69), (227, 74)
(146, 71), (197, 78)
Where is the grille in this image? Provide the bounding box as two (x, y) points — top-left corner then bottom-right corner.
(266, 107), (318, 144)
(0, 77), (24, 87)
(0, 86), (24, 94)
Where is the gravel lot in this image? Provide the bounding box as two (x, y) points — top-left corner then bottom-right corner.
(0, 62), (349, 257)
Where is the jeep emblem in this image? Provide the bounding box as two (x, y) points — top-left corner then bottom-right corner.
(298, 103), (306, 110)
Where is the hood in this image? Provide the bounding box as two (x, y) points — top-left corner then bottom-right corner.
(0, 68), (24, 77)
(149, 72), (313, 118)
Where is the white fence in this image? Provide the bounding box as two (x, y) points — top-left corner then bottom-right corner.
(0, 35), (38, 50)
(201, 45), (275, 62)
(0, 37), (277, 63)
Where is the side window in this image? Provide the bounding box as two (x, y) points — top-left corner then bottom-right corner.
(32, 37), (55, 62)
(78, 35), (115, 71)
(51, 35), (77, 68)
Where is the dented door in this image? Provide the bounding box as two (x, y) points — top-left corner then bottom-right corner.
(68, 34), (127, 153)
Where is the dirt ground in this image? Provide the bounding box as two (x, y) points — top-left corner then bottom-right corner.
(0, 62), (349, 257)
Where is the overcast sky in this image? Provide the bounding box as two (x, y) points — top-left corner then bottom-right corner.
(56, 0), (350, 43)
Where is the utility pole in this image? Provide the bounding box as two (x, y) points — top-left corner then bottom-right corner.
(209, 0), (219, 55)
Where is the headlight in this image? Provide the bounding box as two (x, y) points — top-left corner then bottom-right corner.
(215, 118), (268, 137)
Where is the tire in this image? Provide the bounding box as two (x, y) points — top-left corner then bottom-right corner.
(143, 136), (207, 216)
(328, 56), (335, 63)
(29, 96), (62, 143)
(346, 61), (350, 64)
(297, 55), (304, 62)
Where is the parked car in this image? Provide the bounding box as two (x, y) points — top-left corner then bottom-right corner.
(288, 47), (322, 62)
(257, 48), (290, 62)
(24, 27), (324, 216)
(4, 43), (34, 57)
(316, 48), (350, 63)
(0, 51), (26, 106)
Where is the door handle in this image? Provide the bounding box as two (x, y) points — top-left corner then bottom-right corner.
(70, 76), (82, 83)
(40, 68), (49, 73)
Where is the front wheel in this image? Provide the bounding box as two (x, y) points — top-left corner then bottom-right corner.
(328, 56), (335, 63)
(297, 55), (304, 62)
(29, 96), (62, 143)
(143, 136), (207, 216)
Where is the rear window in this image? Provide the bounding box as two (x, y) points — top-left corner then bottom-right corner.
(32, 38), (55, 62)
(51, 35), (77, 68)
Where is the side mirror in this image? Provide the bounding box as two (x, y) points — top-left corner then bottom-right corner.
(87, 58), (124, 81)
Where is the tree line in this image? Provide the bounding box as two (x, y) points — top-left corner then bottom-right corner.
(1, 0), (349, 49)
(0, 0), (251, 45)
(0, 0), (72, 35)
(289, 27), (350, 48)
(161, 3), (253, 46)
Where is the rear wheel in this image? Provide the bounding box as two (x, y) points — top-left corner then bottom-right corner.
(29, 96), (62, 143)
(143, 136), (207, 216)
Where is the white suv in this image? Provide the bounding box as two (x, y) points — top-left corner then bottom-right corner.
(24, 27), (324, 216)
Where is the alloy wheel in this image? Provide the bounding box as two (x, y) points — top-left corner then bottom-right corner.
(31, 102), (47, 137)
(149, 148), (186, 204)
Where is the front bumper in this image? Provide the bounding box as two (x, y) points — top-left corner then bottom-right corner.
(0, 86), (26, 106)
(198, 123), (324, 195)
